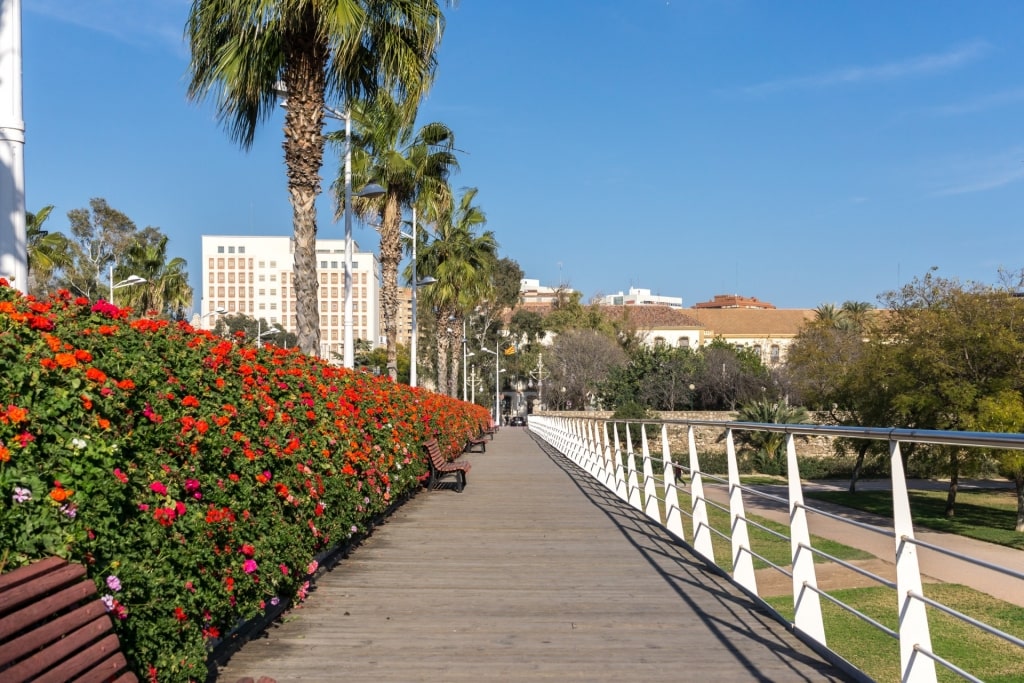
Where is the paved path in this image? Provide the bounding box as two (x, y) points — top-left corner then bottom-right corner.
(216, 428), (854, 682)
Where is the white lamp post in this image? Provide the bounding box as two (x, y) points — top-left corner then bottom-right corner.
(405, 206), (437, 387)
(202, 307), (227, 328)
(256, 320), (279, 349)
(0, 0), (26, 291)
(109, 265), (146, 306)
(274, 83), (384, 366)
(481, 346), (505, 424)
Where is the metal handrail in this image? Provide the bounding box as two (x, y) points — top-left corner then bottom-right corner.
(527, 413), (1024, 683)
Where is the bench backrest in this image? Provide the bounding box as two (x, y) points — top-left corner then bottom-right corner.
(423, 438), (447, 468)
(0, 557), (139, 683)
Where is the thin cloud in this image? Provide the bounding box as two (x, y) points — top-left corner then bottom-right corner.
(925, 87), (1024, 116)
(27, 1), (190, 56)
(932, 147), (1024, 196)
(735, 41), (990, 96)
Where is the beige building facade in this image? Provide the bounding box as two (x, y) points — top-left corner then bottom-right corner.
(200, 235), (380, 360)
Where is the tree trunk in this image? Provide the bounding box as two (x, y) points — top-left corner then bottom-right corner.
(446, 322), (461, 397)
(378, 197), (402, 380)
(435, 311), (451, 395)
(281, 25), (327, 357)
(849, 442), (869, 493)
(945, 449), (959, 518)
(1016, 475), (1024, 533)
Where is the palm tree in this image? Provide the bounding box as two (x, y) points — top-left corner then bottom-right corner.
(186, 0), (447, 356)
(415, 188), (497, 395)
(26, 205), (70, 296)
(347, 91), (458, 380)
(733, 399), (810, 475)
(117, 235), (194, 318)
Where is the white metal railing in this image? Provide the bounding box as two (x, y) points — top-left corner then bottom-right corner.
(528, 415), (1024, 683)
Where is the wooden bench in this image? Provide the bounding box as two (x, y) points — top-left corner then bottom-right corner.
(464, 432), (487, 453)
(423, 438), (472, 493)
(482, 419), (498, 440)
(0, 556), (139, 682)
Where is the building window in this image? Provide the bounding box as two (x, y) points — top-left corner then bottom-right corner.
(270, 303), (277, 310)
(320, 260), (327, 268)
(259, 261), (265, 268)
(653, 336), (666, 346)
(330, 261), (338, 269)
(270, 289), (276, 296)
(270, 261), (277, 268)
(269, 274), (276, 282)
(228, 287), (235, 297)
(228, 246), (235, 254)
(331, 273), (338, 284)
(678, 336), (690, 348)
(770, 345), (781, 363)
(753, 345), (762, 357)
(217, 258), (224, 268)
(259, 303), (266, 310)
(217, 286), (225, 297)
(217, 246), (225, 254)
(239, 247), (246, 254)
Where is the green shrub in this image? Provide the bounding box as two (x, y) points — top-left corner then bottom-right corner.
(0, 282), (488, 681)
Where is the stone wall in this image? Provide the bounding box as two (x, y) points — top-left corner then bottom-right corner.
(536, 410), (836, 460)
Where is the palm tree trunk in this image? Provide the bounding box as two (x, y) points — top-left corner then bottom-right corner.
(379, 198), (403, 380)
(446, 322), (461, 397)
(281, 25), (327, 357)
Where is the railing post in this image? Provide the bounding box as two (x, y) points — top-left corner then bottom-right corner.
(786, 433), (825, 646)
(661, 424), (685, 542)
(623, 424), (642, 511)
(891, 440), (937, 683)
(607, 422), (628, 501)
(726, 428), (757, 594)
(640, 426), (659, 523)
(688, 425), (715, 563)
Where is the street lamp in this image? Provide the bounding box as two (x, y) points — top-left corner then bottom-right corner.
(202, 307), (227, 329)
(274, 82), (384, 366)
(256, 320), (279, 349)
(404, 206), (436, 388)
(108, 265), (146, 306)
(480, 346), (506, 425)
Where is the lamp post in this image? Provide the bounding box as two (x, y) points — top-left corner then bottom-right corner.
(480, 346), (502, 425)
(202, 307), (227, 329)
(108, 265), (146, 306)
(405, 206), (436, 387)
(256, 320), (279, 349)
(274, 83), (384, 366)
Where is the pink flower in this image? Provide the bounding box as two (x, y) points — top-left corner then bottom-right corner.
(113, 468), (128, 484)
(242, 559), (258, 574)
(150, 481), (167, 495)
(279, 563), (289, 575)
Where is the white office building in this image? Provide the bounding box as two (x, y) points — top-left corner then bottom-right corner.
(598, 287), (683, 308)
(200, 235), (380, 360)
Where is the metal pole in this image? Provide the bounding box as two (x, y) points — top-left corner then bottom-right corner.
(0, 0), (26, 291)
(109, 265), (114, 305)
(410, 206), (418, 388)
(495, 348), (500, 425)
(462, 319), (468, 401)
(342, 107), (354, 368)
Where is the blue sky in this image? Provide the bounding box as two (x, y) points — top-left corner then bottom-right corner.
(22, 1), (1024, 311)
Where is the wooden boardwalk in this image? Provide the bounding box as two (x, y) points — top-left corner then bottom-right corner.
(216, 428), (856, 682)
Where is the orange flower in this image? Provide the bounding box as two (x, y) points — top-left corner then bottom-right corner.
(55, 353), (77, 369)
(85, 367), (107, 383)
(49, 484), (73, 502)
(74, 349), (93, 363)
(0, 444), (10, 462)
(3, 405), (28, 424)
(96, 418), (110, 430)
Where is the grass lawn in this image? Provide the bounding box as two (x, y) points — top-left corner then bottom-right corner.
(764, 584), (1024, 683)
(804, 487), (1024, 550)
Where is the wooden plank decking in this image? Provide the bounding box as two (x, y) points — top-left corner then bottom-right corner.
(216, 427), (856, 682)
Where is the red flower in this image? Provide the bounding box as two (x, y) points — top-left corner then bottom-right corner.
(174, 607), (187, 622)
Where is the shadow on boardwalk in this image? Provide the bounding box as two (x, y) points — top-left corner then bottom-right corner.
(216, 428), (857, 682)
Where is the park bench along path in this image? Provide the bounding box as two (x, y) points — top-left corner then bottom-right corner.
(217, 427), (855, 682)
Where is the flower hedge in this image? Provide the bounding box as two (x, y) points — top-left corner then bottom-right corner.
(0, 281), (489, 681)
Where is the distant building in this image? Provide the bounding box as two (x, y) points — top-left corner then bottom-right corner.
(520, 278), (575, 305)
(603, 305), (703, 348)
(688, 307), (814, 366)
(597, 287), (683, 308)
(394, 286), (412, 347)
(693, 294), (776, 310)
(200, 235), (380, 360)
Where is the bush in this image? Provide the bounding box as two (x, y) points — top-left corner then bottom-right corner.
(0, 282), (488, 681)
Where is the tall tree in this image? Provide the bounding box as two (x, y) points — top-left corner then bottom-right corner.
(58, 198), (161, 302)
(416, 188), (497, 395)
(117, 235), (194, 319)
(347, 91), (458, 379)
(25, 205), (70, 297)
(187, 0), (447, 356)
